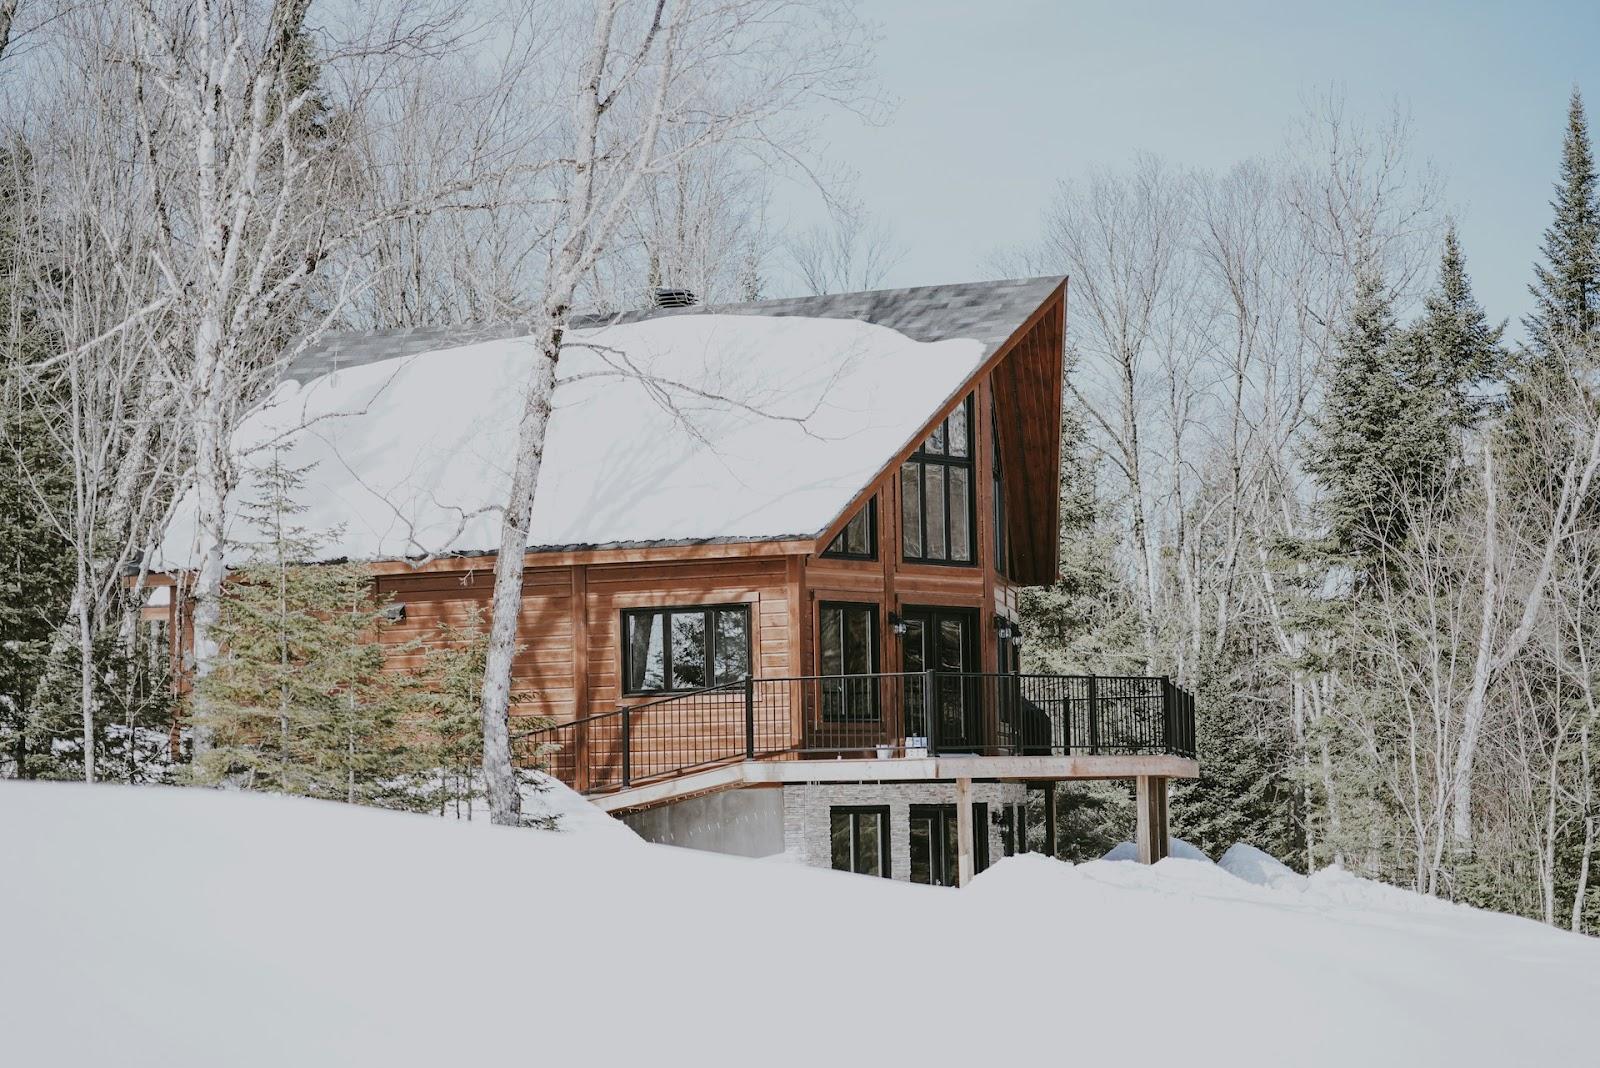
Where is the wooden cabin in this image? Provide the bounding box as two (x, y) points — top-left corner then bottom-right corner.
(151, 277), (1197, 884)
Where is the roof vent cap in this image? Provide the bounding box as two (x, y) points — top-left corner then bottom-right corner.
(651, 287), (698, 309)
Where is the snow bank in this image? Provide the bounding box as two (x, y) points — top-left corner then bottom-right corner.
(3, 782), (1598, 1067)
(154, 315), (986, 568)
(1102, 836), (1212, 863)
(1219, 842), (1306, 890)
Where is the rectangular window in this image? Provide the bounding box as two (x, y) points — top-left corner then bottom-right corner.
(901, 395), (976, 565)
(829, 806), (890, 877)
(819, 602), (879, 722)
(622, 605), (750, 695)
(909, 802), (990, 886)
(1001, 802), (1028, 857)
(822, 499), (877, 559)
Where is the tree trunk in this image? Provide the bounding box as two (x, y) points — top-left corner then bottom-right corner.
(75, 576), (95, 784)
(477, 328), (562, 827)
(188, 328), (229, 756)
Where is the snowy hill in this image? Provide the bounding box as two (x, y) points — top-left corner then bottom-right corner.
(3, 782), (1597, 1067)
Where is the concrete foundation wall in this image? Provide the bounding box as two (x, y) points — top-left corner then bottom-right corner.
(622, 786), (786, 858)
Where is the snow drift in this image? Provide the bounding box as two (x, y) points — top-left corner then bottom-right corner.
(3, 781), (1597, 1067)
(153, 315), (986, 568)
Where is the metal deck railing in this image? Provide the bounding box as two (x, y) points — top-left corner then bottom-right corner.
(523, 671), (1197, 795)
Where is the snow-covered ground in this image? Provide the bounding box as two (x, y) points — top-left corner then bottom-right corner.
(3, 782), (1597, 1067)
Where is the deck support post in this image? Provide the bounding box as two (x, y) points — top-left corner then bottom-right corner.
(1135, 775), (1169, 864)
(955, 777), (975, 887)
(1042, 782), (1058, 858)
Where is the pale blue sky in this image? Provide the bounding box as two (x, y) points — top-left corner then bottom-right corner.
(779, 0), (1600, 340)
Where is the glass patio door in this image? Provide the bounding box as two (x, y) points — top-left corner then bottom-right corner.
(909, 803), (989, 886)
(900, 607), (979, 750)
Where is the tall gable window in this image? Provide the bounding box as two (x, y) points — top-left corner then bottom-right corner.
(822, 500), (877, 560)
(622, 605), (750, 694)
(900, 396), (975, 565)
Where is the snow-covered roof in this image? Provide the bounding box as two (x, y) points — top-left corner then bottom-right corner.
(154, 278), (1064, 569)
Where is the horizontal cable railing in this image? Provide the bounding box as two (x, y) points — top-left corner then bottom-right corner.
(521, 671), (1198, 794)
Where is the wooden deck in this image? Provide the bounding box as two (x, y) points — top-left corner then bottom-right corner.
(589, 751), (1200, 814)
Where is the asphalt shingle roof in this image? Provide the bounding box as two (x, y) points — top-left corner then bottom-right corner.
(286, 276), (1065, 383)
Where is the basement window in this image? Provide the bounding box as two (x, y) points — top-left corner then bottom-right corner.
(621, 605), (750, 695)
(829, 806), (890, 877)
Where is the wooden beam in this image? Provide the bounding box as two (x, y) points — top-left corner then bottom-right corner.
(1043, 782), (1058, 858)
(955, 777), (975, 887)
(591, 753), (1202, 813)
(1135, 775), (1169, 864)
(570, 565), (590, 792)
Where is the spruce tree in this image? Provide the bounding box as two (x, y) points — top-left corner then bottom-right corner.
(0, 144), (76, 779)
(190, 453), (425, 808)
(1526, 87), (1599, 359)
(417, 611), (492, 818)
(1408, 225), (1507, 440)
(1171, 658), (1301, 867)
(1306, 268), (1410, 559)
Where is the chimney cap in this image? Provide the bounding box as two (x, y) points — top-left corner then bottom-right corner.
(651, 287), (698, 309)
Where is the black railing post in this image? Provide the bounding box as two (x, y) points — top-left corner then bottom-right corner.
(620, 706), (632, 788)
(1086, 675), (1099, 756)
(1161, 675), (1172, 755)
(924, 668), (938, 757)
(744, 678), (756, 759)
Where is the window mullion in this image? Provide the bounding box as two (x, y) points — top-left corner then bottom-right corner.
(660, 610), (674, 691)
(704, 609), (715, 686)
(936, 459), (944, 559)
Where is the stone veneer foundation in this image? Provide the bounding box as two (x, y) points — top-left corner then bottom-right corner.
(782, 780), (1030, 881)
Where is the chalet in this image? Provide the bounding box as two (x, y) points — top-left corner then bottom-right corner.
(151, 276), (1197, 885)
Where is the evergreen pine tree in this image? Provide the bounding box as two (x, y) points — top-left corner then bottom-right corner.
(1526, 87), (1599, 359)
(417, 610), (492, 818)
(190, 453), (425, 808)
(1306, 268), (1410, 559)
(1170, 658), (1302, 867)
(0, 144), (75, 779)
(1407, 224), (1508, 443)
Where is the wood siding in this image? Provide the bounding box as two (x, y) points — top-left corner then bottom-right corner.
(170, 284), (1064, 776)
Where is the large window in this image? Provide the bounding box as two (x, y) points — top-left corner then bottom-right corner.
(822, 499), (876, 560)
(819, 602), (878, 721)
(908, 803), (990, 886)
(900, 396), (975, 565)
(830, 806), (890, 877)
(621, 605), (750, 695)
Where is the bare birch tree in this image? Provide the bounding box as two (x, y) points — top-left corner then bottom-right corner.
(473, 0), (873, 825)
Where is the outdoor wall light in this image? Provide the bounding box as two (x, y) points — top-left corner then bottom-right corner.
(993, 616), (1015, 640)
(888, 612), (908, 636)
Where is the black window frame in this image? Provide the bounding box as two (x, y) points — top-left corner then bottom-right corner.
(908, 802), (990, 886)
(900, 395), (978, 567)
(829, 805), (891, 878)
(619, 604), (752, 696)
(821, 498), (878, 560)
(818, 600), (880, 722)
